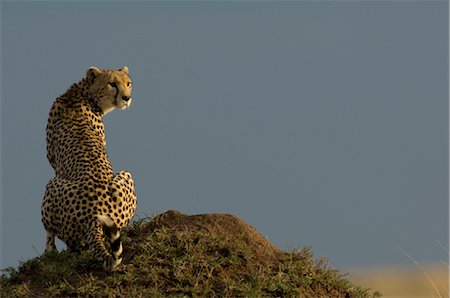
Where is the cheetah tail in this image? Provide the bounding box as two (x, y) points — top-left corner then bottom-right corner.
(96, 215), (123, 265)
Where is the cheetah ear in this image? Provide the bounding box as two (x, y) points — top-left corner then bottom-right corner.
(86, 67), (102, 82)
(120, 66), (129, 74)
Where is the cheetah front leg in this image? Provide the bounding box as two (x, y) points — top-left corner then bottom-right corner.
(42, 178), (59, 254)
(45, 230), (57, 253)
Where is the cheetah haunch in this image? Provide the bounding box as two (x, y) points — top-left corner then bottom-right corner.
(41, 66), (137, 271)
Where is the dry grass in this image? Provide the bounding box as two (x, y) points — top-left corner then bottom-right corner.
(348, 265), (448, 298)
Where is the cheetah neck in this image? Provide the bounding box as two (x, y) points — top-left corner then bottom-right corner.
(87, 98), (104, 115)
(64, 79), (103, 116)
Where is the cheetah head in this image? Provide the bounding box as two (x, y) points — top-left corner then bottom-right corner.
(86, 66), (133, 115)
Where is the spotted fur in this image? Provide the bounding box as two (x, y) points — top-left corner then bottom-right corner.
(41, 66), (137, 271)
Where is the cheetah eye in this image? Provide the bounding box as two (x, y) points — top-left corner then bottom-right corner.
(108, 82), (117, 88)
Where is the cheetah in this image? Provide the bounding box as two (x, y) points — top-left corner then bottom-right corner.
(41, 66), (137, 271)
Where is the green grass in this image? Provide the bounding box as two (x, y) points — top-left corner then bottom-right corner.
(1, 214), (381, 297)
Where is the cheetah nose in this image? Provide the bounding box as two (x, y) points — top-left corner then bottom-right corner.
(122, 96), (131, 102)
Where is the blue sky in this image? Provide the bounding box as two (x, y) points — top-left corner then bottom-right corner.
(1, 1), (448, 270)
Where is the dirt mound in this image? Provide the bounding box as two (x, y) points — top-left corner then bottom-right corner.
(146, 210), (284, 264)
(1, 210), (378, 297)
